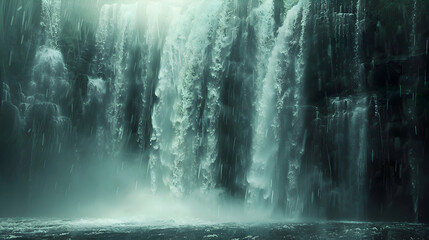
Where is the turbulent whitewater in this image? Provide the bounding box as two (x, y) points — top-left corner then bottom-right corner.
(0, 0), (428, 224)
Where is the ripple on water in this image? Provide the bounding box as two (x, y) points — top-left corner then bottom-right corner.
(0, 219), (428, 240)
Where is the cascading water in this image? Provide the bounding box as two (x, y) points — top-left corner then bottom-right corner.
(1, 0), (429, 231)
(246, 0), (309, 217)
(33, 0), (66, 102)
(94, 3), (138, 156)
(150, 0), (224, 195)
(20, 0), (74, 210)
(41, 0), (61, 47)
(327, 97), (368, 218)
(246, 0), (278, 207)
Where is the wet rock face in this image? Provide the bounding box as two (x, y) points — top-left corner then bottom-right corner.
(298, 0), (428, 221)
(361, 0), (429, 222)
(0, 0), (428, 222)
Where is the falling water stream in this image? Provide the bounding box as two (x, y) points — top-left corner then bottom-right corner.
(0, 0), (428, 239)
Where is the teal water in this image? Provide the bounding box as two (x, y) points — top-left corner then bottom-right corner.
(0, 219), (428, 239)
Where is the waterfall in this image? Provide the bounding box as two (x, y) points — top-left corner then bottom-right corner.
(1, 0), (427, 222)
(328, 97), (368, 218)
(41, 0), (62, 47)
(247, 0), (310, 216)
(150, 1), (223, 195)
(29, 47), (69, 103)
(246, 0), (278, 206)
(22, 0), (71, 206)
(353, 0), (365, 90)
(93, 3), (138, 155)
(32, 0), (67, 103)
(202, 1), (239, 192)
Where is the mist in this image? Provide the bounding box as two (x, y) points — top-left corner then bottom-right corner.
(1, 0), (429, 232)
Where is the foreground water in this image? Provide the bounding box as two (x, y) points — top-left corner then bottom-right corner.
(0, 218), (428, 240)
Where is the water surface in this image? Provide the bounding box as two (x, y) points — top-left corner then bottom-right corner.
(1, 219), (428, 239)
